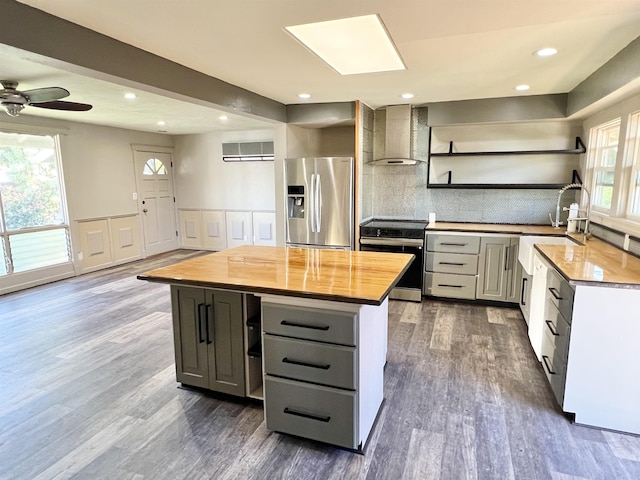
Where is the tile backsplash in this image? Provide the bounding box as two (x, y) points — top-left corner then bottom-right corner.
(370, 162), (578, 224)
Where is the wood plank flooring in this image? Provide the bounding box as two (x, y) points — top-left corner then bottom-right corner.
(1, 250), (639, 480)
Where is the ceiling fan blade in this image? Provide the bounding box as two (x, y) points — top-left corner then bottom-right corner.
(31, 100), (93, 112)
(23, 87), (70, 103)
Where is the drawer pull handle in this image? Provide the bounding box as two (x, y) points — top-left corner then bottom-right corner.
(440, 242), (467, 247)
(438, 262), (466, 266)
(521, 277), (527, 306)
(542, 355), (557, 375)
(283, 407), (331, 423)
(548, 287), (562, 300)
(280, 320), (330, 331)
(545, 320), (559, 336)
(437, 284), (463, 288)
(282, 357), (330, 370)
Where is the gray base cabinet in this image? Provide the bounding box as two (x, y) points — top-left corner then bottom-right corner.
(476, 236), (520, 303)
(171, 286), (245, 396)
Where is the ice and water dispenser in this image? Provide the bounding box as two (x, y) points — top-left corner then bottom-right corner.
(287, 185), (305, 219)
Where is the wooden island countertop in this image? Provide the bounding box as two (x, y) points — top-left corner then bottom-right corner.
(138, 245), (414, 305)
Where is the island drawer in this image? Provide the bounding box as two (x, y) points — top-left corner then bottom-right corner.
(427, 234), (480, 254)
(425, 251), (478, 275)
(264, 334), (356, 389)
(543, 300), (571, 360)
(546, 268), (574, 322)
(264, 375), (357, 449)
(424, 272), (476, 300)
(262, 303), (356, 346)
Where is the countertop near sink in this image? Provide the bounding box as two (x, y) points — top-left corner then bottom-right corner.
(426, 222), (564, 235)
(536, 238), (640, 287)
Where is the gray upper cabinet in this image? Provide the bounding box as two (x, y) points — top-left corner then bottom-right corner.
(476, 236), (520, 302)
(171, 286), (246, 396)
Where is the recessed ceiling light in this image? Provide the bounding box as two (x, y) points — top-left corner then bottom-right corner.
(515, 84), (530, 91)
(285, 14), (405, 76)
(298, 93), (311, 99)
(219, 115), (228, 121)
(401, 93), (414, 99)
(124, 92), (137, 100)
(157, 121), (166, 126)
(535, 47), (558, 57)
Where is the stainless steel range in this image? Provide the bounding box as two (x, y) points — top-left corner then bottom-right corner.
(359, 219), (428, 302)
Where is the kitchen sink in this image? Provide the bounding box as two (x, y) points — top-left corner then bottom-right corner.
(518, 235), (577, 275)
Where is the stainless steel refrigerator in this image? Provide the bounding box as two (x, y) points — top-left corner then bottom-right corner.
(285, 157), (354, 249)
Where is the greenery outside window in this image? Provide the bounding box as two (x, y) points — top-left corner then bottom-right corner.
(0, 131), (71, 276)
(588, 119), (620, 212)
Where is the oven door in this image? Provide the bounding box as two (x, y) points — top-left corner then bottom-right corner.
(360, 237), (424, 302)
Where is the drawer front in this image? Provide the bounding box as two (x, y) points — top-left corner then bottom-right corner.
(546, 269), (574, 322)
(424, 272), (476, 300)
(425, 251), (478, 275)
(427, 234), (480, 254)
(264, 375), (357, 449)
(263, 335), (356, 389)
(262, 303), (356, 346)
(541, 328), (567, 406)
(543, 300), (571, 361)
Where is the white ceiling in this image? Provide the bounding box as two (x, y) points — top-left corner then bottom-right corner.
(4, 0), (640, 134)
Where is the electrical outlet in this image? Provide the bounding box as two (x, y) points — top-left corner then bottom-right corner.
(624, 234), (630, 251)
(78, 252), (83, 261)
(132, 192), (138, 200)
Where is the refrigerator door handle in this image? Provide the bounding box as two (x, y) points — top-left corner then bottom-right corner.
(316, 173), (322, 233)
(310, 173), (316, 233)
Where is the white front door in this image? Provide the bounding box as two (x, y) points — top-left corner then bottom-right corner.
(134, 149), (177, 256)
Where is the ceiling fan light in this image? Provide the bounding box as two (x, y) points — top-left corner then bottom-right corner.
(3, 102), (25, 117)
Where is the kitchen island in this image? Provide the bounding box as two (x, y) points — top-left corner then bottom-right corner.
(138, 245), (413, 451)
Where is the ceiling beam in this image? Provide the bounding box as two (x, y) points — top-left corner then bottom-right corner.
(0, 0), (286, 123)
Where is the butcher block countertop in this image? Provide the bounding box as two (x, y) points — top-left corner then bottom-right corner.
(138, 245), (414, 305)
(536, 238), (640, 287)
(426, 222), (564, 236)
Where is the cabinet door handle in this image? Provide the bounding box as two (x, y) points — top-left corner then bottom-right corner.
(504, 245), (510, 271)
(206, 304), (213, 345)
(437, 284), (463, 288)
(521, 277), (527, 306)
(197, 303), (205, 344)
(545, 320), (559, 336)
(438, 262), (466, 266)
(283, 407), (331, 423)
(542, 355), (557, 375)
(548, 287), (562, 300)
(440, 242), (467, 247)
(282, 357), (330, 370)
(280, 320), (330, 331)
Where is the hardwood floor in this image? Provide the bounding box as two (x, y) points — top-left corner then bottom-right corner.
(1, 250), (639, 480)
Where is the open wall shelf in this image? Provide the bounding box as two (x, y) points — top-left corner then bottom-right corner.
(427, 128), (586, 189)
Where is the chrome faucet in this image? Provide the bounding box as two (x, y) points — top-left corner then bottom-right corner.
(550, 183), (591, 240)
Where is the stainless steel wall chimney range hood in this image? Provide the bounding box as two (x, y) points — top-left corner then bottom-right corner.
(370, 104), (423, 166)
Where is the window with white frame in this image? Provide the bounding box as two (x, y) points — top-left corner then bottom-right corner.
(0, 131), (71, 275)
(626, 111), (640, 218)
(588, 118), (621, 211)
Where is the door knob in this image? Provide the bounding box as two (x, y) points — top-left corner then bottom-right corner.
(143, 208), (148, 213)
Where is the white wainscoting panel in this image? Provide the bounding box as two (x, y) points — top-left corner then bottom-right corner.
(202, 210), (227, 251)
(252, 211), (276, 246)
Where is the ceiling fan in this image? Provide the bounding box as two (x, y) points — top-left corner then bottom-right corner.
(0, 80), (93, 117)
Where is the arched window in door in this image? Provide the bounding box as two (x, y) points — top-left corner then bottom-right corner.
(142, 158), (168, 175)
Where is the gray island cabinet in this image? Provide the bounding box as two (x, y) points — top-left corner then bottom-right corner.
(138, 245), (413, 450)
(170, 286), (246, 396)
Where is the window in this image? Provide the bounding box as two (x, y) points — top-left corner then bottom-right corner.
(0, 132), (71, 275)
(143, 157), (168, 175)
(626, 111), (640, 218)
(588, 119), (620, 211)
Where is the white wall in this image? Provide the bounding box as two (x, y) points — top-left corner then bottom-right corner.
(59, 122), (173, 220)
(173, 129), (276, 211)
